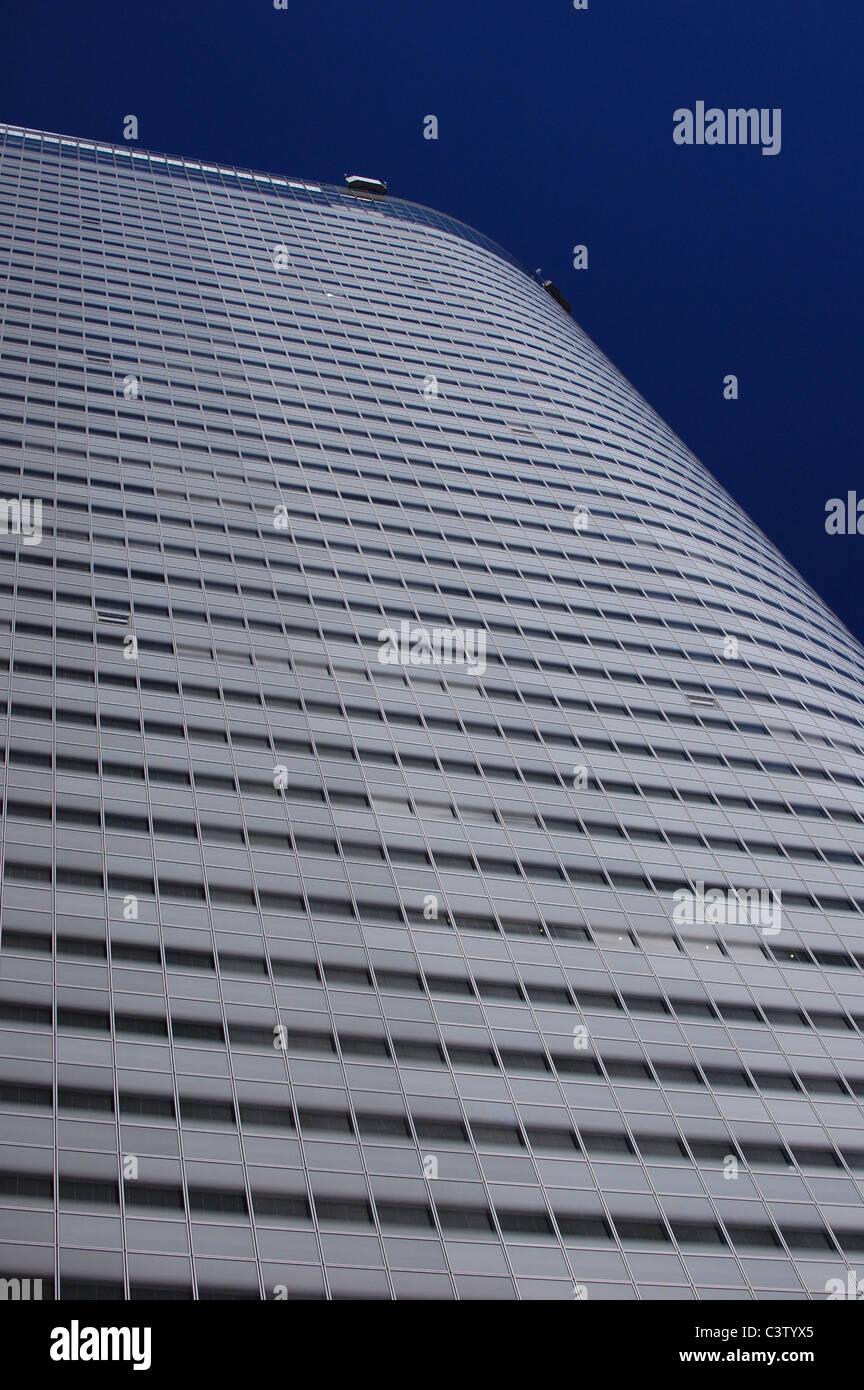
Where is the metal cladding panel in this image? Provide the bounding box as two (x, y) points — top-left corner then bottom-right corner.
(1, 124), (864, 1301)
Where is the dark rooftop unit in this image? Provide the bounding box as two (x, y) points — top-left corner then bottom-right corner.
(541, 279), (572, 313)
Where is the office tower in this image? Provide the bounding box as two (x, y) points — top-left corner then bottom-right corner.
(2, 122), (864, 1304)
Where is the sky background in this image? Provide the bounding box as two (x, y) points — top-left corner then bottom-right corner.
(3, 0), (862, 643)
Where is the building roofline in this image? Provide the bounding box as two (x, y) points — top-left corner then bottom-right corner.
(0, 120), (530, 277)
(2, 120), (859, 658)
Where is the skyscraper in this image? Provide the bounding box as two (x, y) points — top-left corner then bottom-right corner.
(2, 122), (864, 1302)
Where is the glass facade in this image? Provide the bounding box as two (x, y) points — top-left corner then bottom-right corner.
(2, 123), (864, 1301)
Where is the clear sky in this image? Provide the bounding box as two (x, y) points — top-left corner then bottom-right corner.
(3, 0), (862, 643)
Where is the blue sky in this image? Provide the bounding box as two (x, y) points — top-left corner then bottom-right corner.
(4, 0), (862, 642)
